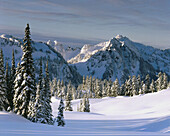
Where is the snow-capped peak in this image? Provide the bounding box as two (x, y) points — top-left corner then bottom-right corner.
(0, 34), (13, 39)
(47, 40), (60, 46)
(115, 34), (124, 39)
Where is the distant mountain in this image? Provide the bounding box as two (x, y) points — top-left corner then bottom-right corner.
(68, 35), (170, 83)
(46, 40), (81, 61)
(0, 34), (82, 85)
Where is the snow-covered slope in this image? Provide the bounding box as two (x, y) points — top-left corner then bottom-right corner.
(1, 88), (170, 135)
(68, 35), (170, 83)
(46, 40), (81, 61)
(0, 34), (82, 85)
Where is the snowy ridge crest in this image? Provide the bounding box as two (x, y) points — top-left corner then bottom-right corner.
(68, 35), (170, 83)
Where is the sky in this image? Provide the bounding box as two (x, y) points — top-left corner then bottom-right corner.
(0, 0), (170, 49)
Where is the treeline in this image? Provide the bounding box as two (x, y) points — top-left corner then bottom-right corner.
(50, 73), (169, 99)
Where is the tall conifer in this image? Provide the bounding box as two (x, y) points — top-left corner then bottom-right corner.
(13, 24), (36, 118)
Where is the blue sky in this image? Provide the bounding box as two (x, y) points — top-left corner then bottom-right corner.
(0, 0), (170, 48)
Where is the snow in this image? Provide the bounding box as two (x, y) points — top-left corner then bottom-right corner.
(1, 88), (170, 135)
(46, 40), (81, 61)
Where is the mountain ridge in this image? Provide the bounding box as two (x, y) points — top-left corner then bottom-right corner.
(67, 35), (170, 83)
(0, 34), (82, 85)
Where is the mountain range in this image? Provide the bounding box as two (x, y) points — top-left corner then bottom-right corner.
(68, 35), (170, 83)
(0, 34), (169, 85)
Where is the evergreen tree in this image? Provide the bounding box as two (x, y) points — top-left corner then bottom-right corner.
(31, 83), (45, 123)
(85, 75), (89, 91)
(139, 81), (144, 94)
(125, 76), (132, 96)
(0, 49), (8, 111)
(13, 63), (21, 112)
(85, 96), (90, 112)
(113, 78), (119, 96)
(56, 98), (65, 126)
(106, 79), (112, 97)
(9, 50), (16, 110)
(43, 60), (54, 125)
(120, 83), (125, 96)
(95, 78), (102, 98)
(72, 87), (76, 100)
(60, 80), (65, 98)
(149, 79), (155, 93)
(79, 95), (90, 112)
(142, 83), (147, 94)
(137, 75), (141, 94)
(65, 81), (73, 111)
(92, 77), (96, 97)
(51, 78), (57, 96)
(27, 58), (47, 123)
(89, 76), (93, 98)
(155, 72), (163, 91)
(57, 79), (61, 97)
(5, 62), (10, 110)
(132, 75), (137, 96)
(13, 24), (36, 118)
(82, 75), (86, 91)
(162, 73), (168, 89)
(102, 79), (107, 97)
(145, 74), (150, 93)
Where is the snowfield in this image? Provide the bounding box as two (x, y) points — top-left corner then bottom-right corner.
(0, 88), (170, 136)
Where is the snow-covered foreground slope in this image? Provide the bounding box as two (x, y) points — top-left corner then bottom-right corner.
(1, 88), (170, 136)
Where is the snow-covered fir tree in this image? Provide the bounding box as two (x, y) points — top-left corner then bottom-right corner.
(82, 75), (86, 91)
(125, 76), (132, 96)
(137, 75), (141, 93)
(9, 50), (16, 110)
(95, 78), (102, 98)
(92, 77), (96, 97)
(155, 72), (163, 91)
(57, 79), (61, 97)
(145, 74), (150, 93)
(120, 83), (125, 96)
(0, 49), (8, 111)
(89, 76), (93, 98)
(28, 58), (47, 123)
(13, 24), (36, 118)
(60, 80), (65, 98)
(5, 62), (10, 110)
(79, 94), (90, 112)
(65, 81), (73, 111)
(56, 98), (65, 126)
(85, 75), (89, 91)
(149, 79), (155, 93)
(43, 60), (54, 125)
(162, 73), (168, 89)
(72, 86), (77, 100)
(51, 78), (57, 97)
(142, 82), (147, 94)
(113, 78), (119, 97)
(102, 79), (107, 97)
(132, 75), (138, 96)
(106, 79), (112, 97)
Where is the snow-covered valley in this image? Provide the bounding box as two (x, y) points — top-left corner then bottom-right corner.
(1, 88), (170, 136)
